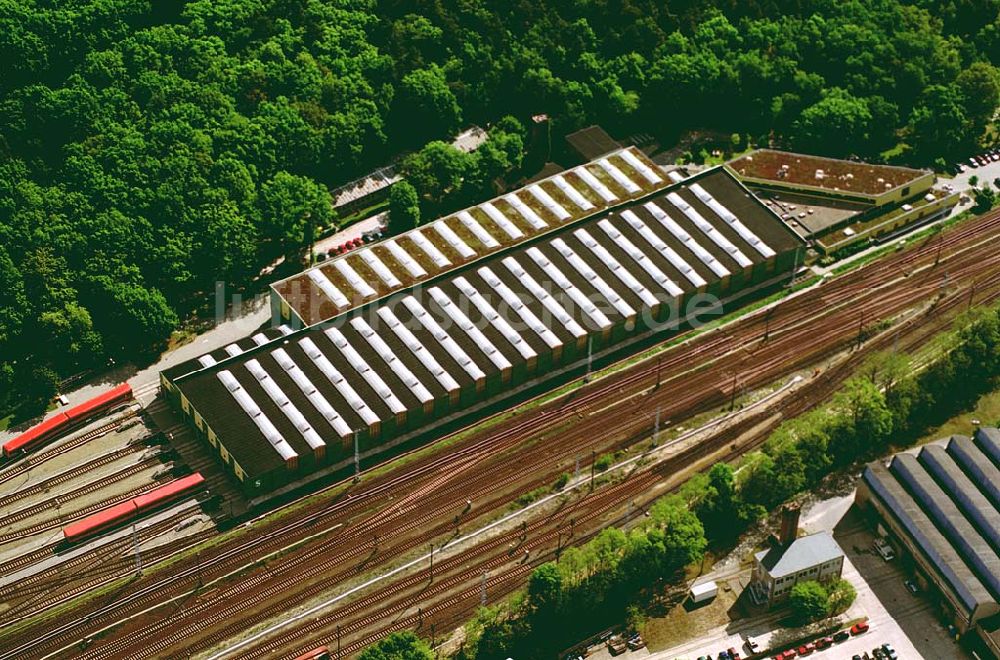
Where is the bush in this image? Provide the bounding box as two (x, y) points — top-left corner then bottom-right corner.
(552, 472), (570, 491)
(594, 453), (614, 472)
(827, 578), (857, 615)
(789, 581), (830, 624)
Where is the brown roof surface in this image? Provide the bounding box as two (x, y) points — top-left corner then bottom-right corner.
(565, 125), (622, 161)
(729, 150), (928, 197)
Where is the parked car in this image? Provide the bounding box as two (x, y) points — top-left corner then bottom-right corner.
(728, 647), (741, 660)
(814, 636), (834, 650)
(797, 642), (815, 656)
(833, 630), (850, 643)
(852, 655), (862, 660)
(904, 579), (920, 593)
(882, 643), (898, 659)
(745, 636), (761, 653)
(970, 157), (980, 167)
(851, 621), (870, 635)
(607, 635), (627, 656)
(626, 634), (644, 651)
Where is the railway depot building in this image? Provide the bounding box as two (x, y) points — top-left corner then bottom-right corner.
(856, 429), (1000, 655)
(727, 149), (957, 255)
(161, 148), (803, 496)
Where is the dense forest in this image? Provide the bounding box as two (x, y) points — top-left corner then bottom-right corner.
(1, 0), (998, 418)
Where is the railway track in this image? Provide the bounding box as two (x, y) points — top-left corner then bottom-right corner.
(0, 467), (172, 545)
(254, 270), (1000, 660)
(0, 408), (141, 483)
(0, 515), (215, 630)
(2, 209), (999, 660)
(0, 445), (145, 511)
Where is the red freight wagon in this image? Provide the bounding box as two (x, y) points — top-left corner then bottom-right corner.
(293, 646), (330, 660)
(62, 500), (139, 543)
(64, 383), (132, 422)
(62, 472), (205, 543)
(2, 383), (133, 458)
(2, 412), (70, 456)
(132, 473), (205, 510)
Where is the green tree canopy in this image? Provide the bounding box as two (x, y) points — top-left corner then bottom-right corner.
(388, 180), (421, 235)
(789, 580), (830, 624)
(358, 631), (433, 660)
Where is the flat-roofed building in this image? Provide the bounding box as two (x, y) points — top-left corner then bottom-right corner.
(162, 164), (804, 495)
(855, 430), (1000, 645)
(726, 149), (957, 255)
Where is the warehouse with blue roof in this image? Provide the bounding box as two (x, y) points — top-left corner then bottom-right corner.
(856, 428), (1000, 658)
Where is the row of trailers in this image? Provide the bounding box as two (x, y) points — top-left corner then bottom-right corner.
(1, 383), (133, 459)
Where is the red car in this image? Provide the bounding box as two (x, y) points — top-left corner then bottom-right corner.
(851, 621), (870, 635)
(772, 651), (796, 660)
(797, 642), (815, 656)
(814, 636), (833, 650)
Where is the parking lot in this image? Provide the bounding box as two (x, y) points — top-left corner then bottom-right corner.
(832, 507), (967, 660)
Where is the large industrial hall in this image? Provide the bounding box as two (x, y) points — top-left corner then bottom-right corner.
(162, 150), (804, 495)
(857, 428), (1000, 658)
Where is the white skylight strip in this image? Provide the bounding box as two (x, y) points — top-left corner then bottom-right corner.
(688, 183), (776, 258)
(643, 202), (731, 278)
(432, 222), (476, 259)
(619, 148), (662, 184)
(224, 344), (242, 358)
(198, 355), (217, 368)
(298, 337), (379, 426)
(277, 325), (293, 336)
(453, 276), (537, 361)
(549, 238), (636, 319)
(334, 259), (377, 298)
(457, 211), (500, 249)
(324, 327), (406, 415)
(217, 370), (297, 461)
(552, 175), (594, 210)
(428, 287), (513, 372)
(664, 193), (753, 269)
(377, 307), (460, 393)
(308, 269), (350, 308)
(246, 359), (325, 450)
(572, 228), (659, 308)
(616, 211), (707, 288)
(667, 170), (685, 183)
(525, 247), (612, 330)
(503, 193), (547, 230)
(596, 219), (684, 297)
(251, 333), (269, 346)
(501, 257), (587, 339)
(573, 166), (617, 202)
(349, 317), (433, 404)
(481, 202), (524, 240)
(411, 230), (451, 269)
(598, 158), (641, 194)
(402, 296), (486, 382)
(358, 249), (402, 288)
(478, 267), (562, 350)
(528, 185), (571, 221)
(385, 239), (428, 279)
(272, 348), (352, 438)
